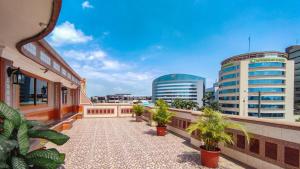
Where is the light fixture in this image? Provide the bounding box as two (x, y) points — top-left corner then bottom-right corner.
(40, 68), (48, 73)
(7, 67), (25, 85)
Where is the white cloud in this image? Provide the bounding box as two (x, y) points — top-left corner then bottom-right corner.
(82, 1), (94, 9)
(49, 21), (92, 46)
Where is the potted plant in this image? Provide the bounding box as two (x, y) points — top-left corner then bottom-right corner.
(152, 99), (175, 136)
(186, 107), (248, 168)
(0, 101), (70, 169)
(132, 104), (144, 122)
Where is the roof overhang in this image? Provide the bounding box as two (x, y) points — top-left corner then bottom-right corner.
(0, 0), (61, 50)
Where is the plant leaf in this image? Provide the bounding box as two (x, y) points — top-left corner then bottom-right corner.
(17, 122), (29, 156)
(26, 149), (65, 169)
(0, 102), (21, 127)
(11, 156), (28, 169)
(0, 162), (10, 169)
(0, 136), (18, 161)
(26, 120), (46, 129)
(2, 119), (14, 139)
(28, 129), (69, 145)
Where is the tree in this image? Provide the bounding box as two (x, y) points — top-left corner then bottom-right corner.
(171, 99), (199, 110)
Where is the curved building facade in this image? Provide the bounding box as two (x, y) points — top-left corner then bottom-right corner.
(218, 52), (294, 121)
(152, 74), (205, 107)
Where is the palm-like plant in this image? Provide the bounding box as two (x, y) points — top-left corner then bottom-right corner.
(132, 104), (144, 116)
(187, 107), (249, 151)
(0, 101), (69, 169)
(152, 99), (175, 127)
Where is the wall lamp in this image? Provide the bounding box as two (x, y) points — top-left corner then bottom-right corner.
(7, 67), (25, 85)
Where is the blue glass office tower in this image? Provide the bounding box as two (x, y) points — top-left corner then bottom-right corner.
(152, 74), (205, 107)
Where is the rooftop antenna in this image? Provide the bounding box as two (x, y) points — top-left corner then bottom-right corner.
(248, 36), (251, 52)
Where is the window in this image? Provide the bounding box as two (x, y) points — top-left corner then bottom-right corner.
(220, 81), (239, 87)
(221, 65), (239, 73)
(223, 111), (239, 115)
(249, 138), (260, 154)
(62, 88), (68, 104)
(248, 88), (284, 93)
(220, 73), (237, 80)
(249, 71), (285, 76)
(219, 88), (239, 94)
(248, 112), (284, 118)
(249, 62), (285, 69)
(248, 104), (284, 109)
(248, 96), (284, 101)
(219, 96), (239, 100)
(248, 79), (285, 85)
(220, 104), (239, 108)
(20, 75), (48, 106)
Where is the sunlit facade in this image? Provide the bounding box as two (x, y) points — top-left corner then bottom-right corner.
(152, 74), (205, 107)
(218, 52), (294, 121)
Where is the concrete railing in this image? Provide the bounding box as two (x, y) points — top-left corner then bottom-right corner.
(144, 107), (300, 169)
(83, 103), (133, 118)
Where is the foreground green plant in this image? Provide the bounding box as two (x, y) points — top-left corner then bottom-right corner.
(152, 99), (175, 127)
(132, 104), (144, 116)
(0, 101), (69, 169)
(187, 107), (249, 151)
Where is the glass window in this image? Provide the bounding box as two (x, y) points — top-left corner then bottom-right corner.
(19, 75), (48, 106)
(249, 62), (285, 68)
(20, 76), (35, 106)
(248, 96), (284, 101)
(220, 81), (239, 87)
(62, 89), (68, 104)
(248, 88), (284, 93)
(248, 104), (284, 109)
(36, 79), (48, 104)
(221, 65), (239, 73)
(248, 79), (285, 85)
(223, 111), (239, 115)
(220, 73), (237, 80)
(248, 112), (284, 118)
(219, 96), (239, 100)
(248, 71), (285, 76)
(219, 88), (239, 94)
(220, 104), (239, 108)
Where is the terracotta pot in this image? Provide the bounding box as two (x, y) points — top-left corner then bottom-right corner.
(136, 115), (143, 122)
(156, 126), (167, 136)
(200, 146), (221, 168)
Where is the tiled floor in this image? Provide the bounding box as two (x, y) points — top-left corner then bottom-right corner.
(46, 118), (248, 169)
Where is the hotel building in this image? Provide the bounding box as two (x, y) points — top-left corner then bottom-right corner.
(218, 52), (294, 121)
(0, 1), (90, 124)
(152, 74), (205, 107)
(286, 45), (300, 115)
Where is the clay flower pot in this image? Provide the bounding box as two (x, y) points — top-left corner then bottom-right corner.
(200, 146), (221, 168)
(156, 126), (167, 136)
(136, 115), (143, 122)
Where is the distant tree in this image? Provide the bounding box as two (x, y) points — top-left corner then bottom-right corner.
(202, 92), (213, 106)
(296, 117), (300, 122)
(171, 99), (198, 110)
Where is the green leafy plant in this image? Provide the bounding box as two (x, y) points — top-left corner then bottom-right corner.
(187, 107), (249, 151)
(0, 101), (70, 169)
(132, 104), (144, 116)
(171, 99), (199, 110)
(152, 99), (175, 127)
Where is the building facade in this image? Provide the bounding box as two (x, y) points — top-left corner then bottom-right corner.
(286, 45), (300, 115)
(218, 52), (294, 121)
(152, 74), (205, 107)
(0, 1), (90, 124)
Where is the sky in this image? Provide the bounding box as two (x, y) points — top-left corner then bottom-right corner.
(46, 0), (300, 97)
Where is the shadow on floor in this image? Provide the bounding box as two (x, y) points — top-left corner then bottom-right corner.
(143, 129), (157, 136)
(176, 151), (201, 166)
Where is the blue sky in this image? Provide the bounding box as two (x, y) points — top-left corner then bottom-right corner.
(46, 0), (300, 97)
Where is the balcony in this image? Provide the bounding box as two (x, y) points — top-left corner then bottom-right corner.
(45, 117), (247, 169)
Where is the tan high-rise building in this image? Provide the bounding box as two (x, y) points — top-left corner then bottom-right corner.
(218, 52), (295, 121)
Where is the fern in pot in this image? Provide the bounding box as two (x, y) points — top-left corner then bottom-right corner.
(152, 99), (175, 136)
(187, 107), (248, 168)
(132, 104), (144, 122)
(0, 101), (70, 169)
